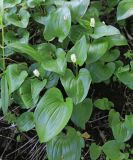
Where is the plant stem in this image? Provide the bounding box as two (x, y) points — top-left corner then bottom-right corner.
(75, 63), (78, 77)
(0, 0), (5, 70)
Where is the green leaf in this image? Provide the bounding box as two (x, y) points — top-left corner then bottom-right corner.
(94, 98), (114, 110)
(104, 35), (127, 49)
(116, 69), (133, 89)
(112, 122), (132, 143)
(87, 38), (108, 64)
(4, 0), (21, 8)
(14, 78), (46, 109)
(6, 64), (28, 94)
(90, 143), (102, 160)
(16, 112), (34, 132)
(101, 49), (120, 62)
(67, 35), (88, 66)
(1, 75), (9, 113)
(46, 127), (84, 160)
(60, 68), (92, 104)
(6, 8), (30, 28)
(9, 43), (44, 62)
(44, 6), (71, 42)
(87, 61), (115, 83)
(26, 0), (45, 8)
(34, 87), (73, 142)
(71, 98), (93, 129)
(117, 0), (133, 20)
(91, 22), (120, 39)
(67, 0), (90, 21)
(108, 109), (121, 127)
(42, 48), (67, 75)
(124, 115), (133, 134)
(102, 140), (125, 160)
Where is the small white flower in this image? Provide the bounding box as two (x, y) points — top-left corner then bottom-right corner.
(64, 15), (68, 20)
(90, 18), (95, 28)
(102, 21), (105, 24)
(71, 54), (76, 63)
(33, 69), (40, 77)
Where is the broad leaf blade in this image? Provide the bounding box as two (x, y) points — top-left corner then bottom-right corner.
(34, 87), (73, 142)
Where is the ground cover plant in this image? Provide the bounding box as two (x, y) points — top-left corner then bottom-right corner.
(0, 0), (133, 159)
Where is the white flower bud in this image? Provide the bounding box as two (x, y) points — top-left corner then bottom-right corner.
(33, 69), (40, 77)
(71, 54), (76, 63)
(102, 21), (105, 24)
(90, 18), (95, 28)
(64, 15), (68, 20)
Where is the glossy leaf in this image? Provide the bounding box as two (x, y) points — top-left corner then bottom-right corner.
(14, 78), (46, 109)
(112, 122), (132, 143)
(6, 64), (28, 94)
(71, 98), (93, 129)
(4, 0), (21, 9)
(117, 0), (133, 20)
(6, 8), (30, 28)
(26, 0), (45, 8)
(67, 35), (88, 66)
(16, 112), (34, 132)
(1, 75), (9, 113)
(87, 38), (108, 64)
(87, 61), (115, 83)
(91, 22), (120, 39)
(44, 6), (71, 42)
(46, 127), (84, 160)
(34, 87), (73, 142)
(60, 68), (92, 104)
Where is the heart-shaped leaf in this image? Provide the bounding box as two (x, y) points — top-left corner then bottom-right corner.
(6, 8), (30, 28)
(46, 127), (84, 160)
(6, 64), (28, 94)
(60, 68), (92, 104)
(90, 143), (102, 160)
(116, 70), (133, 89)
(87, 61), (115, 83)
(71, 98), (93, 129)
(42, 48), (67, 75)
(13, 78), (46, 109)
(103, 140), (126, 160)
(34, 87), (73, 142)
(87, 38), (108, 64)
(117, 0), (133, 20)
(44, 6), (71, 42)
(67, 35), (88, 66)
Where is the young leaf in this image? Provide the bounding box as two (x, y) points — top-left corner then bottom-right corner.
(46, 127), (84, 160)
(6, 8), (30, 28)
(44, 6), (71, 42)
(6, 64), (28, 94)
(71, 98), (93, 129)
(1, 75), (9, 113)
(34, 87), (73, 142)
(16, 112), (34, 132)
(60, 68), (92, 104)
(94, 98), (114, 110)
(112, 122), (132, 143)
(102, 140), (125, 160)
(117, 0), (133, 20)
(90, 143), (102, 160)
(67, 35), (88, 66)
